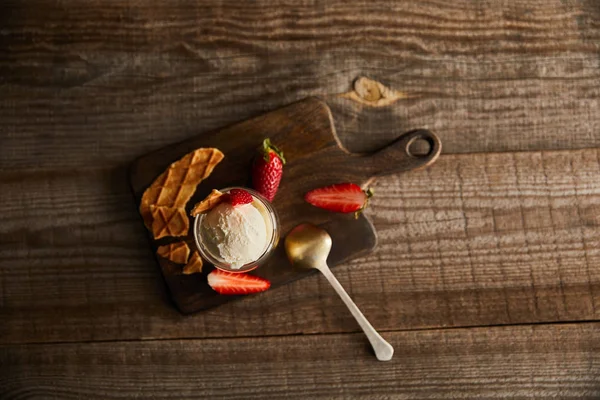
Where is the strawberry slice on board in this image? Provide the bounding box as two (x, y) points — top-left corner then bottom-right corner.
(305, 183), (373, 216)
(207, 269), (271, 295)
(252, 138), (286, 202)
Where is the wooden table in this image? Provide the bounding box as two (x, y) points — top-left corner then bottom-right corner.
(2, 1), (600, 398)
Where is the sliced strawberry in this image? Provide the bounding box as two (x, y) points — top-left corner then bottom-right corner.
(207, 269), (271, 295)
(252, 138), (286, 202)
(229, 188), (253, 207)
(305, 183), (373, 216)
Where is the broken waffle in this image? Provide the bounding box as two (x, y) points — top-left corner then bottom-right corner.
(156, 241), (191, 265)
(190, 189), (227, 217)
(182, 251), (204, 275)
(150, 206), (189, 239)
(140, 148), (224, 239)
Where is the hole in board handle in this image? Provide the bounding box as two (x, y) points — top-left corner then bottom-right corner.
(407, 136), (434, 158)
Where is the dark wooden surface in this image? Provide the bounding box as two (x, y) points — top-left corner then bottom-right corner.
(2, 323), (600, 399)
(2, 0), (600, 398)
(130, 98), (438, 313)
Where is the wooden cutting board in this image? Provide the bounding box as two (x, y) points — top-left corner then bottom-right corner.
(129, 97), (441, 314)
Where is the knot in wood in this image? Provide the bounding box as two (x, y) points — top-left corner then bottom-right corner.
(340, 76), (409, 107)
(354, 77), (382, 102)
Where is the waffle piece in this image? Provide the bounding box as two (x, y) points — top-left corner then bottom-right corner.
(156, 241), (191, 265)
(140, 148), (224, 232)
(150, 206), (189, 239)
(190, 189), (227, 217)
(182, 251), (204, 275)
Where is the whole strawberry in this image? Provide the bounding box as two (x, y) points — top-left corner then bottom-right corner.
(252, 138), (286, 202)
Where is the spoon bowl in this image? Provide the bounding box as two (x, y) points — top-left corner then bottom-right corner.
(284, 223), (332, 269)
(285, 223), (394, 361)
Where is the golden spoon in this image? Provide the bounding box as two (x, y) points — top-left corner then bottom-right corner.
(285, 223), (394, 361)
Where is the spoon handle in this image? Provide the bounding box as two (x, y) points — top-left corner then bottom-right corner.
(318, 264), (394, 361)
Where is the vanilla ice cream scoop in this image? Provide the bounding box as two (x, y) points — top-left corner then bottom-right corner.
(200, 201), (269, 269)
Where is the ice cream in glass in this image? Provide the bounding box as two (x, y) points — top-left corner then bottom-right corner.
(193, 187), (279, 272)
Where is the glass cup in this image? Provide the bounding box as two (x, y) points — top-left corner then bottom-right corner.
(193, 187), (280, 273)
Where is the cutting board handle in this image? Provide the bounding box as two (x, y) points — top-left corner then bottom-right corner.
(358, 129), (442, 178)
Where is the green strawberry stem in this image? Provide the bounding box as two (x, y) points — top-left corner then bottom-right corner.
(262, 138), (286, 165)
(354, 188), (374, 219)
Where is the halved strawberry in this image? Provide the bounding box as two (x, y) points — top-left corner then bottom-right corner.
(229, 188), (253, 207)
(252, 138), (286, 202)
(305, 183), (373, 216)
(207, 269), (271, 295)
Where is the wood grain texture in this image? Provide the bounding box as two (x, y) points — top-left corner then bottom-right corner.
(2, 1), (599, 396)
(1, 0), (600, 172)
(3, 148), (600, 344)
(2, 323), (600, 399)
